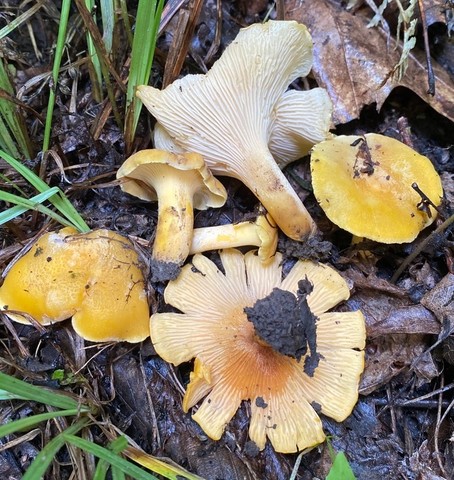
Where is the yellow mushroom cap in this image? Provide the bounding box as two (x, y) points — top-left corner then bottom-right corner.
(150, 249), (365, 453)
(0, 228), (150, 343)
(311, 133), (443, 243)
(116, 149), (227, 210)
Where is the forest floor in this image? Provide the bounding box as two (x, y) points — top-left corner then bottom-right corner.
(0, 1), (454, 479)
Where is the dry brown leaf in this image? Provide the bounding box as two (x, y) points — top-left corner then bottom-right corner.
(344, 270), (441, 394)
(344, 270), (441, 338)
(360, 334), (438, 395)
(407, 440), (448, 480)
(421, 273), (454, 326)
(286, 0), (454, 124)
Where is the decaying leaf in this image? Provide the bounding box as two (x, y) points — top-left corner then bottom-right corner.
(407, 440), (448, 480)
(344, 269), (441, 394)
(360, 333), (438, 395)
(344, 269), (441, 337)
(421, 273), (454, 327)
(286, 0), (454, 123)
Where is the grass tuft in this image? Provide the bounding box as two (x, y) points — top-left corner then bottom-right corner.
(0, 372), (203, 479)
(0, 149), (90, 232)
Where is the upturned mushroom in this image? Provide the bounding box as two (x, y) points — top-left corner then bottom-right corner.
(268, 88), (333, 167)
(0, 228), (150, 342)
(310, 134), (444, 243)
(150, 249), (365, 453)
(190, 213), (278, 263)
(137, 21), (333, 242)
(116, 149), (227, 282)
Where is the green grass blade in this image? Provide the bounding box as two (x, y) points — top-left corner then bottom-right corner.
(0, 1), (45, 39)
(100, 0), (115, 54)
(0, 187), (59, 223)
(74, 0), (125, 128)
(63, 434), (159, 480)
(112, 466), (126, 480)
(84, 0), (103, 101)
(0, 189), (76, 228)
(0, 408), (83, 438)
(0, 149), (90, 232)
(42, 0), (71, 153)
(0, 372), (82, 410)
(94, 436), (128, 480)
(118, 0), (133, 47)
(124, 0), (165, 146)
(0, 388), (25, 400)
(0, 172), (28, 196)
(0, 61), (33, 158)
(22, 418), (91, 480)
(0, 113), (20, 158)
(0, 149), (48, 192)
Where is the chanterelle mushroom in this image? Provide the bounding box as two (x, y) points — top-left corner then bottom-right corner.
(137, 20), (333, 242)
(190, 213), (278, 263)
(310, 133), (444, 243)
(117, 149), (227, 282)
(150, 249), (365, 453)
(0, 228), (150, 342)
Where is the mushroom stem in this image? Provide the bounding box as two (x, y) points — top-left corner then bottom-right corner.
(237, 151), (316, 241)
(151, 182), (195, 281)
(190, 213), (278, 262)
(190, 223), (262, 253)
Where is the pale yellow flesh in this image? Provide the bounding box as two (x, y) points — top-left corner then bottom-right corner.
(237, 149), (316, 240)
(311, 133), (443, 243)
(150, 249), (366, 453)
(151, 173), (196, 265)
(189, 214), (278, 262)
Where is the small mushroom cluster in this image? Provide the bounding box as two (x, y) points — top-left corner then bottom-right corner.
(117, 19), (333, 283)
(130, 20), (443, 453)
(122, 20), (367, 454)
(0, 18), (444, 457)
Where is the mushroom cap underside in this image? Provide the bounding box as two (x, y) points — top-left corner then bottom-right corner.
(150, 249), (366, 453)
(135, 21), (315, 175)
(117, 149), (227, 209)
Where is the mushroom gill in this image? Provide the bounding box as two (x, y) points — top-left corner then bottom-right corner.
(137, 21), (333, 242)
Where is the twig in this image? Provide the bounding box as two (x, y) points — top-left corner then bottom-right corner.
(391, 212), (454, 283)
(417, 0), (435, 95)
(387, 384), (399, 436)
(434, 376), (451, 478)
(204, 0), (222, 65)
(289, 450), (305, 480)
(275, 0), (285, 20)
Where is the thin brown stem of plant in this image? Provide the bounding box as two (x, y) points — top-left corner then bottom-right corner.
(417, 0), (435, 95)
(386, 384), (399, 437)
(391, 212), (454, 283)
(434, 375), (450, 478)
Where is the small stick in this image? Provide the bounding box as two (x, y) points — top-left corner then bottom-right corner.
(417, 0), (436, 95)
(391, 211), (454, 283)
(434, 376), (451, 478)
(275, 0), (285, 20)
(412, 182), (443, 217)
